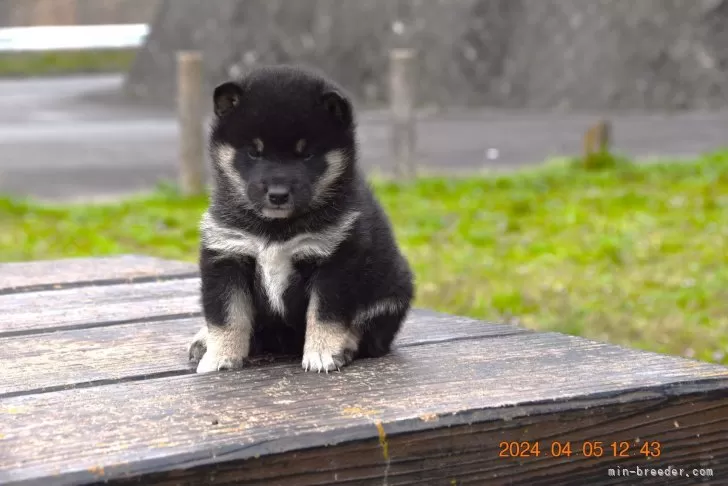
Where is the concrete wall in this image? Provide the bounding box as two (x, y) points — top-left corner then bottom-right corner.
(125, 0), (728, 112)
(0, 0), (160, 27)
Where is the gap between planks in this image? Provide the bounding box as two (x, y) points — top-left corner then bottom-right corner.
(0, 278), (203, 337)
(0, 310), (528, 398)
(1, 335), (727, 486)
(0, 272), (200, 297)
(0, 255), (198, 295)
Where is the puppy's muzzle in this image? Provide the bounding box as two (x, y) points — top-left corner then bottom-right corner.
(266, 185), (291, 207)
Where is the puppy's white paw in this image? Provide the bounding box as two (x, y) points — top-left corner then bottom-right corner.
(302, 351), (337, 373)
(196, 350), (243, 373)
(301, 349), (354, 373)
(188, 326), (208, 362)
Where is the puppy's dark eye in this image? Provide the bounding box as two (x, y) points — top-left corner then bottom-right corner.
(301, 153), (314, 161)
(247, 148), (262, 159)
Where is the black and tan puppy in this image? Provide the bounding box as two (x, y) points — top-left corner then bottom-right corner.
(188, 65), (414, 373)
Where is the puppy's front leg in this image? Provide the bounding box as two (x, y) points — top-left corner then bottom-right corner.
(194, 255), (255, 373)
(302, 291), (360, 373)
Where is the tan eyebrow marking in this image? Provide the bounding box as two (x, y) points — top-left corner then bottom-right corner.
(295, 139), (306, 154)
(253, 138), (264, 152)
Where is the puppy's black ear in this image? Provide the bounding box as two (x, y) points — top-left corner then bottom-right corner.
(213, 82), (243, 117)
(321, 90), (353, 127)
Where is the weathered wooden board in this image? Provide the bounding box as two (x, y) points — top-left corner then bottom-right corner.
(0, 255), (197, 294)
(0, 310), (526, 397)
(0, 278), (201, 336)
(2, 332), (727, 486)
(2, 257), (727, 485)
(0, 317), (201, 397)
(110, 391), (728, 486)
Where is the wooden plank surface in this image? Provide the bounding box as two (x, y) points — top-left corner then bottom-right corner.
(0, 278), (201, 336)
(0, 255), (197, 294)
(2, 257), (727, 485)
(2, 332), (727, 485)
(0, 310), (526, 397)
(111, 390), (728, 486)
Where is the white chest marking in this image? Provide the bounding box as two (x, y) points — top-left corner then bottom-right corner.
(201, 211), (360, 316)
(256, 244), (296, 316)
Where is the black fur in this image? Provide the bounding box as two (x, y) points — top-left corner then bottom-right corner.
(198, 65), (414, 366)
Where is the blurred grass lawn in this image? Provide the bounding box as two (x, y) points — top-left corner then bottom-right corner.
(0, 49), (135, 77)
(2, 151), (728, 365)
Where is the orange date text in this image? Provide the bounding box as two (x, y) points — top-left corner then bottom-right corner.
(498, 440), (662, 459)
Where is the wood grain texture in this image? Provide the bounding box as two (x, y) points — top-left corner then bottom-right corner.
(111, 390), (728, 486)
(0, 255), (197, 294)
(0, 278), (201, 336)
(2, 333), (727, 486)
(0, 310), (525, 397)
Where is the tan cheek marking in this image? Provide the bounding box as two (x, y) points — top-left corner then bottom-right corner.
(295, 139), (307, 155)
(253, 138), (264, 152)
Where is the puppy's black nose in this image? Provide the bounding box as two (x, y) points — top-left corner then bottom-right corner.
(266, 186), (290, 206)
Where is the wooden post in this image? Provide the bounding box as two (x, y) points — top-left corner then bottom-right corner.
(177, 51), (205, 195)
(583, 119), (612, 157)
(389, 48), (417, 180)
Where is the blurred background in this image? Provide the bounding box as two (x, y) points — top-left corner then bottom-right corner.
(1, 0), (727, 364)
(0, 0), (726, 200)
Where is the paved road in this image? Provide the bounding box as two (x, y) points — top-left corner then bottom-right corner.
(0, 74), (726, 201)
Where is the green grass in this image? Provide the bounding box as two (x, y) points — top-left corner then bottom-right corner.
(3, 151), (728, 365)
(0, 49), (136, 77)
